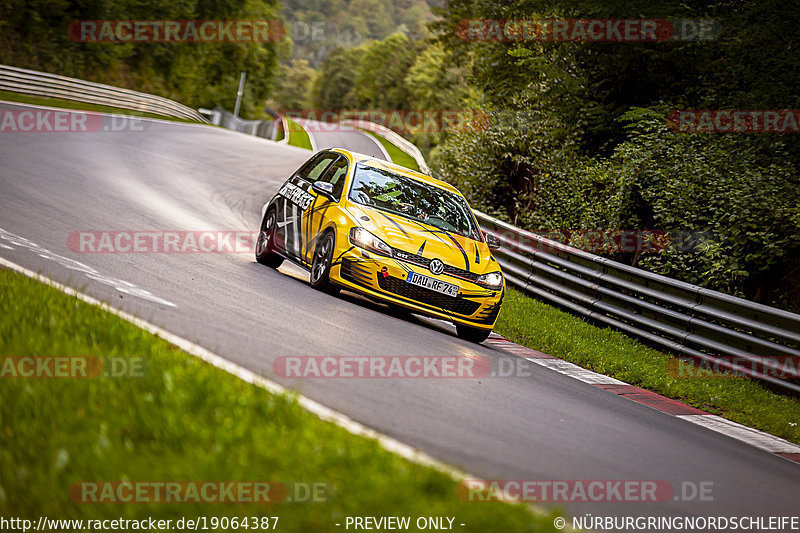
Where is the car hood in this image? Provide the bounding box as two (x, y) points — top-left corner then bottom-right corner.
(345, 203), (498, 274)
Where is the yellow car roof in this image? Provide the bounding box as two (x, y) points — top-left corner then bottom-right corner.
(331, 148), (462, 197)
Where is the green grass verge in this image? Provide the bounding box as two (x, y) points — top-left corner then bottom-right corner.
(495, 287), (800, 445)
(286, 117), (313, 150)
(0, 91), (200, 123)
(0, 270), (563, 531)
(363, 130), (421, 172)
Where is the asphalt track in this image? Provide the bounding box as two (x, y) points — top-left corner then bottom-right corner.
(1, 101), (798, 523)
(293, 117), (389, 159)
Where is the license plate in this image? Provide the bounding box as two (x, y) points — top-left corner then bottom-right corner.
(406, 272), (459, 297)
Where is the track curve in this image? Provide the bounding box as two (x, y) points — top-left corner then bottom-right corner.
(1, 101), (797, 522)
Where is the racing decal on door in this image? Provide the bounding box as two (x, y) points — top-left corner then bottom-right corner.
(276, 179), (315, 258)
(278, 181), (314, 210)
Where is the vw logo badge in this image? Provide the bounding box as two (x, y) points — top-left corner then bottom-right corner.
(429, 259), (445, 275)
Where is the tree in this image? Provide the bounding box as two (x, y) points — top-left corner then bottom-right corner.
(309, 46), (365, 109)
(268, 58), (316, 111)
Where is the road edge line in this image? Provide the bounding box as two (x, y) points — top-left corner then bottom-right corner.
(1, 257), (565, 517)
(0, 256), (468, 477)
(486, 334), (800, 465)
(357, 129), (393, 162)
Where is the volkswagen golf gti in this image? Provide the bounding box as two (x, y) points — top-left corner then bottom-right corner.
(256, 148), (504, 343)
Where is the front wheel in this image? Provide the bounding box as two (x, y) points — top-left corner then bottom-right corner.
(456, 324), (491, 343)
(310, 231), (340, 295)
(255, 208), (284, 268)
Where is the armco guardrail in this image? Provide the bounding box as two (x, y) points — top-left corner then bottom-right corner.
(341, 118), (430, 174)
(0, 64), (208, 123)
(202, 107), (283, 141)
(475, 210), (800, 393)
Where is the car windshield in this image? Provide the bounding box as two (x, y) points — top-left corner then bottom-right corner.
(348, 163), (482, 240)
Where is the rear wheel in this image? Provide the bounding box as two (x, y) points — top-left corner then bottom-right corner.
(255, 208), (283, 268)
(310, 231), (340, 295)
(456, 324), (491, 343)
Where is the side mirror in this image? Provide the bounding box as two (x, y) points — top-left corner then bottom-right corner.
(485, 232), (501, 251)
(312, 181), (335, 200)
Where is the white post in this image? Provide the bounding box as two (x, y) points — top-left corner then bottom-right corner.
(233, 70), (247, 117)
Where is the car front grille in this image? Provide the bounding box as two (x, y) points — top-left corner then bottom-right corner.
(377, 275), (482, 316)
(391, 249), (481, 283)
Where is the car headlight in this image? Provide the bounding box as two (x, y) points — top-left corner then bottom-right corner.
(349, 227), (392, 256)
(477, 271), (503, 289)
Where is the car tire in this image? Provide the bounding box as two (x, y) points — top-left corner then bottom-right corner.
(255, 208), (284, 268)
(456, 324), (491, 343)
(310, 231), (340, 295)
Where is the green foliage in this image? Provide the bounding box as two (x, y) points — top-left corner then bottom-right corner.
(612, 109), (800, 305)
(309, 36), (476, 158)
(363, 130), (420, 171)
(309, 46), (365, 109)
(429, 0), (800, 311)
(496, 287), (800, 445)
(349, 33), (419, 109)
(286, 116), (313, 149)
(0, 0), (280, 118)
(281, 0), (435, 66)
(0, 270), (562, 531)
(434, 106), (573, 226)
(267, 58), (315, 111)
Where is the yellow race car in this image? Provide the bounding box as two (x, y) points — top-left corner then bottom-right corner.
(256, 148), (504, 343)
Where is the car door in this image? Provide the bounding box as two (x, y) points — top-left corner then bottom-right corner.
(303, 154), (350, 263)
(275, 151), (338, 261)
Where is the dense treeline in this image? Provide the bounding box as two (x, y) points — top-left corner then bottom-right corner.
(0, 0), (281, 118)
(4, 0), (798, 310)
(293, 0), (800, 311)
(279, 0), (438, 66)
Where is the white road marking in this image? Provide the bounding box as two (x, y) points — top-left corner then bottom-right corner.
(0, 227), (176, 307)
(0, 256), (468, 478)
(2, 256), (559, 512)
(677, 414), (800, 454)
(293, 118), (317, 152)
(491, 334), (800, 462)
(357, 129), (392, 162)
(526, 358), (626, 385)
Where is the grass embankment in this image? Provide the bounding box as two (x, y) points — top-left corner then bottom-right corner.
(0, 269), (561, 531)
(0, 91), (200, 123)
(362, 130), (421, 172)
(495, 287), (800, 445)
(285, 116), (313, 150)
